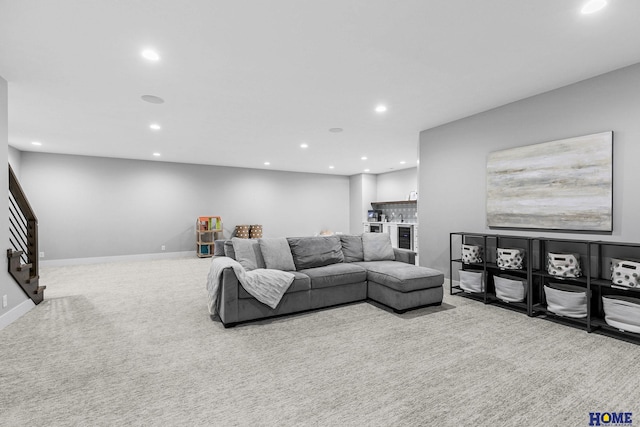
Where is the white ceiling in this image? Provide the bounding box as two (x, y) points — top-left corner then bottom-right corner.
(1, 1), (639, 176)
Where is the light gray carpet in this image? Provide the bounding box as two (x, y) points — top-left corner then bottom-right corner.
(1, 258), (638, 426)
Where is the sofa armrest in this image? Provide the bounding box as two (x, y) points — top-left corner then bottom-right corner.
(393, 248), (416, 265)
(218, 266), (240, 325)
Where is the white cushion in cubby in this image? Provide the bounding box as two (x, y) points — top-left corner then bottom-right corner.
(602, 295), (640, 333)
(459, 269), (484, 293)
(494, 275), (527, 303)
(543, 283), (587, 319)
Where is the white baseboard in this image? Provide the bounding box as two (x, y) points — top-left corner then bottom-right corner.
(40, 251), (196, 267)
(0, 299), (36, 331)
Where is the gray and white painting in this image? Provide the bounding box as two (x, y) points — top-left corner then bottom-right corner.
(486, 131), (612, 231)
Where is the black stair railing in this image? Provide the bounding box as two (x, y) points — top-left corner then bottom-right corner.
(7, 164), (43, 304)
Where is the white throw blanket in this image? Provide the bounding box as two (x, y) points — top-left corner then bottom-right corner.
(206, 257), (295, 315)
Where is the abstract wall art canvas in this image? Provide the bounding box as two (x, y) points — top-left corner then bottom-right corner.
(486, 131), (613, 231)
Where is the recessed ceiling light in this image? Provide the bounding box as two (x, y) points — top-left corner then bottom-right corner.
(361, 156), (368, 160)
(400, 161), (406, 164)
(141, 95), (165, 104)
(31, 141), (42, 146)
(300, 143), (308, 148)
(153, 152), (161, 157)
(364, 169), (370, 172)
(329, 166), (335, 169)
(141, 49), (160, 61)
(581, 0), (607, 14)
(149, 123), (161, 130)
(329, 128), (343, 133)
(375, 105), (387, 113)
(264, 161), (270, 166)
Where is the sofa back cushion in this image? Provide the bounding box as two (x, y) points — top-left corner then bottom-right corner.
(259, 237), (296, 271)
(362, 232), (395, 262)
(340, 235), (364, 262)
(287, 236), (344, 270)
(223, 240), (236, 259)
(232, 238), (266, 271)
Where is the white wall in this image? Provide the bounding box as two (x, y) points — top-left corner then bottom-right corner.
(20, 152), (350, 261)
(418, 63), (640, 276)
(376, 167), (417, 201)
(1, 75), (33, 329)
(348, 173), (377, 234)
(349, 175), (364, 234)
(8, 145), (21, 178)
(349, 169), (418, 233)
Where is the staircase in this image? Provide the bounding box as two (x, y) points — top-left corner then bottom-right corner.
(7, 165), (44, 305)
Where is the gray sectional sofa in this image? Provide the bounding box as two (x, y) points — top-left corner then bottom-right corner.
(209, 233), (444, 327)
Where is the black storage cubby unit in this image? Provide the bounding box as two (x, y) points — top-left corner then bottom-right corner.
(590, 241), (640, 343)
(450, 233), (640, 345)
(450, 232), (534, 316)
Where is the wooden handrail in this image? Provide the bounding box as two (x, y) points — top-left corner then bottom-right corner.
(9, 165), (37, 222)
(8, 164), (38, 275)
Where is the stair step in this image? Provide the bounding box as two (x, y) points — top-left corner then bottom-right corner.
(36, 286), (46, 294)
(27, 275), (40, 284)
(7, 249), (25, 258)
(18, 263), (33, 271)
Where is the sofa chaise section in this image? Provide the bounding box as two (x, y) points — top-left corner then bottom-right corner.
(355, 260), (444, 312)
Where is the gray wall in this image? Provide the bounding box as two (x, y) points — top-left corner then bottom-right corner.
(376, 167), (417, 201)
(20, 152), (350, 261)
(418, 62), (640, 276)
(1, 75), (31, 323)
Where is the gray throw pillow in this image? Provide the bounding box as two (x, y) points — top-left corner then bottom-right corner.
(232, 238), (266, 271)
(259, 237), (296, 271)
(340, 235), (364, 262)
(213, 240), (227, 256)
(362, 232), (395, 262)
(287, 236), (344, 270)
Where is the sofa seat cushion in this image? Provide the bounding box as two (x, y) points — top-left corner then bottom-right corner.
(354, 261), (443, 292)
(238, 271), (310, 299)
(299, 263), (367, 289)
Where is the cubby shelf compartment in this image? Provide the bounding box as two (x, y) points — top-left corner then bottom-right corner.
(532, 237), (594, 332)
(450, 232), (640, 345)
(589, 240), (640, 344)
